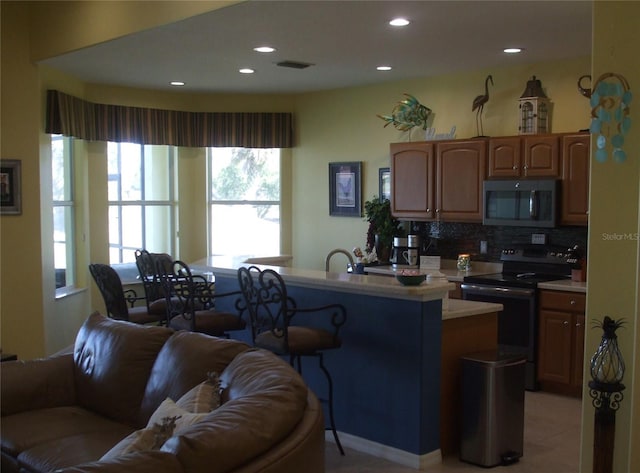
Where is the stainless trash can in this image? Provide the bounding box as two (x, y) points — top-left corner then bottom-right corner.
(459, 350), (526, 467)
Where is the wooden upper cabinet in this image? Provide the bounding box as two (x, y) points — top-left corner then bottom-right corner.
(523, 135), (560, 177)
(390, 142), (435, 220)
(489, 135), (560, 178)
(488, 136), (522, 177)
(561, 133), (590, 226)
(435, 140), (486, 222)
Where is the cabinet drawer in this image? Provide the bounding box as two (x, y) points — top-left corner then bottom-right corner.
(540, 290), (585, 312)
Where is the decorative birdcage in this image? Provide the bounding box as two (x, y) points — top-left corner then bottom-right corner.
(518, 76), (550, 134)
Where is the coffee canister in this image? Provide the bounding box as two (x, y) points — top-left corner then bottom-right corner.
(408, 234), (420, 248)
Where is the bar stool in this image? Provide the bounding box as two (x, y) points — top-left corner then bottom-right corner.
(158, 259), (246, 337)
(237, 265), (347, 455)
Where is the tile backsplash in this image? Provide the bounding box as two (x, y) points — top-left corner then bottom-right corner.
(405, 221), (588, 262)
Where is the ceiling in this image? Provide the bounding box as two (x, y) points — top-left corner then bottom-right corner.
(40, 1), (593, 95)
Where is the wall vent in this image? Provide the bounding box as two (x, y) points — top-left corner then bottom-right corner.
(276, 60), (314, 69)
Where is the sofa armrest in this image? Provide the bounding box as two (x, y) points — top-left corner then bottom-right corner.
(1, 353), (77, 416)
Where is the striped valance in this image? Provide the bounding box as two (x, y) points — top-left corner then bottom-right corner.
(45, 90), (293, 148)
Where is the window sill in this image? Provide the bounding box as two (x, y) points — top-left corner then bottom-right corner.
(55, 285), (87, 300)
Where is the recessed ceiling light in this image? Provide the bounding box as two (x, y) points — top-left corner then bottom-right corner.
(504, 48), (523, 54)
(239, 68), (255, 74)
(170, 81), (185, 87)
(389, 18), (410, 27)
(254, 46), (276, 53)
(377, 66), (392, 71)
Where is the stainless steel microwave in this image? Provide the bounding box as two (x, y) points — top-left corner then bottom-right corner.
(483, 179), (559, 227)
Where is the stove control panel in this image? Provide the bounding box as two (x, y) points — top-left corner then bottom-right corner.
(500, 246), (573, 265)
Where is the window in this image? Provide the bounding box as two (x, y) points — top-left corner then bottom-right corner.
(208, 148), (280, 256)
(52, 134), (75, 289)
(107, 142), (176, 263)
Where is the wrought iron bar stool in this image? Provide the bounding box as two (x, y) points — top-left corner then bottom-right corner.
(158, 259), (246, 337)
(88, 263), (166, 325)
(237, 265), (347, 455)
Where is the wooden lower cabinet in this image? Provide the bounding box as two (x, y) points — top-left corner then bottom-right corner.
(449, 281), (462, 299)
(537, 290), (586, 397)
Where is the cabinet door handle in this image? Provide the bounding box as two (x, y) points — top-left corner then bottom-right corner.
(570, 300), (576, 305)
(436, 209), (440, 213)
(427, 208), (431, 212)
(523, 165), (529, 170)
(512, 165), (518, 170)
(563, 321), (569, 326)
(576, 322), (582, 327)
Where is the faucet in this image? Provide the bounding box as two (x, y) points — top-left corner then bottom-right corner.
(325, 249), (355, 272)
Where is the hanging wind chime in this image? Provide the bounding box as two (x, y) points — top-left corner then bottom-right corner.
(589, 72), (633, 163)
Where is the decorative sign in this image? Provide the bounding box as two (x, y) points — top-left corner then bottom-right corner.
(590, 72), (632, 163)
(424, 126), (457, 141)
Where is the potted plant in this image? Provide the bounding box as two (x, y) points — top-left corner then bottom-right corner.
(363, 196), (403, 263)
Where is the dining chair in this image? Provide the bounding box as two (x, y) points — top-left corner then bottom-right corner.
(157, 259), (246, 337)
(88, 263), (166, 325)
(237, 265), (347, 455)
(134, 249), (173, 319)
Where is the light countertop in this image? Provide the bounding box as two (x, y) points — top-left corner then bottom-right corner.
(538, 279), (587, 293)
(443, 299), (503, 320)
(193, 256), (456, 303)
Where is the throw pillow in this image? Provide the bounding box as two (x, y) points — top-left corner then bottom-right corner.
(100, 397), (210, 460)
(147, 398), (210, 433)
(176, 371), (222, 413)
(100, 416), (177, 460)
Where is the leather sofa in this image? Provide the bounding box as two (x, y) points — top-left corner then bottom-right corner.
(1, 313), (324, 473)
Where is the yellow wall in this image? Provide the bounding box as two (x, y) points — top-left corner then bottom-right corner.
(2, 1), (640, 471)
(293, 57), (591, 270)
(585, 2), (640, 471)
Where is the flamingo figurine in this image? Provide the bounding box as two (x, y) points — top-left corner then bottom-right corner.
(472, 74), (493, 137)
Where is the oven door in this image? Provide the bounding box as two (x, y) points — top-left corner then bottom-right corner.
(461, 283), (539, 390)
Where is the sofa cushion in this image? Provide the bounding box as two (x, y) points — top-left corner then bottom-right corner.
(73, 313), (173, 427)
(139, 331), (249, 423)
(1, 406), (133, 460)
(17, 430), (134, 473)
(57, 450), (185, 473)
(160, 349), (309, 473)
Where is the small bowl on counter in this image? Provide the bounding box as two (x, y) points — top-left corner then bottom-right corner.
(396, 270), (427, 286)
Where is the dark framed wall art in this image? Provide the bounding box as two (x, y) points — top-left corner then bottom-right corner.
(1, 159), (22, 215)
(379, 167), (391, 202)
(329, 161), (362, 217)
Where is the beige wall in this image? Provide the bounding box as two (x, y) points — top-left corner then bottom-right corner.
(1, 1), (639, 471)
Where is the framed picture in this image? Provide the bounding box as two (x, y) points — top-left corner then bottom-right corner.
(379, 167), (391, 202)
(1, 159), (22, 215)
(329, 161), (362, 217)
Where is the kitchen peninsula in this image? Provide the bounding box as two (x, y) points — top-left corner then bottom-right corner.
(195, 257), (502, 469)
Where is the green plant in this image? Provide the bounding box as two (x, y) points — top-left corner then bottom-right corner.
(363, 197), (403, 251)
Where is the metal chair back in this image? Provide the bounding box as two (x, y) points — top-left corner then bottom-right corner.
(88, 263), (132, 320)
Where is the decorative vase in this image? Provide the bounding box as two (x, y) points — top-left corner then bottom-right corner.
(374, 234), (391, 264)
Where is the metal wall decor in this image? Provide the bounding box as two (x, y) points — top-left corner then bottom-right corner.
(590, 72), (632, 163)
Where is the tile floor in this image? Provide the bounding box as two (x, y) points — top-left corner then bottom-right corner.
(326, 391), (582, 473)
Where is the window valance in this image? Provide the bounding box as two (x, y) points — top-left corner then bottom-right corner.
(45, 90), (293, 148)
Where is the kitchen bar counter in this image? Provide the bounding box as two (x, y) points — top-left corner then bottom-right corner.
(197, 257), (501, 469)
